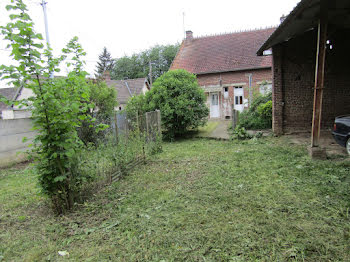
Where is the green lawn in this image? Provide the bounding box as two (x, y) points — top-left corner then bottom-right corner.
(1, 138), (350, 261)
(196, 121), (220, 137)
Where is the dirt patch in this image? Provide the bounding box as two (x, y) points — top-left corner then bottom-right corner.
(284, 131), (348, 158)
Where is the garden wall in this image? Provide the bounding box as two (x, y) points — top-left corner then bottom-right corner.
(0, 118), (36, 167)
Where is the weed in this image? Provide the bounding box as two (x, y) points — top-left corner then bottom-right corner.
(1, 138), (350, 261)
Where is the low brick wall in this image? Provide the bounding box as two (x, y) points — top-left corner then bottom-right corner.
(0, 118), (36, 168)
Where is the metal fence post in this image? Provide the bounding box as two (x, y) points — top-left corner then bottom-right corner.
(114, 111), (119, 144)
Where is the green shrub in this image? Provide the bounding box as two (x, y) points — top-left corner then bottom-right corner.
(239, 92), (272, 130)
(125, 93), (147, 118)
(78, 81), (117, 146)
(126, 69), (209, 140)
(230, 125), (252, 140)
(257, 100), (272, 120)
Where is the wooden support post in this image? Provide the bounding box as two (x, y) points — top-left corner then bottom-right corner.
(232, 108), (239, 129)
(136, 111), (139, 132)
(145, 112), (149, 142)
(311, 1), (328, 148)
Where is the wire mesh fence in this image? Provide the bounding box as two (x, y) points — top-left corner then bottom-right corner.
(79, 110), (162, 186)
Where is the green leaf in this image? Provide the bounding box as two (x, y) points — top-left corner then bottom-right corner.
(53, 176), (67, 182)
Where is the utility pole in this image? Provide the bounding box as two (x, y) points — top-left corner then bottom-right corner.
(41, 0), (54, 78)
(41, 0), (51, 47)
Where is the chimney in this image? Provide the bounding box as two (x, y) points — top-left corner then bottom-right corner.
(186, 30), (193, 41)
(102, 70), (111, 81)
(280, 15), (287, 23)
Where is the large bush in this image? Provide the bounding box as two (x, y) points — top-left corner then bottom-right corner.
(126, 69), (209, 139)
(238, 92), (272, 130)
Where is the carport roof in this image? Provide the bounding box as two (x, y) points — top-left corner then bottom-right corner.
(257, 0), (350, 56)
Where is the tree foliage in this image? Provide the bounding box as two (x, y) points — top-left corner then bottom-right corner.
(126, 69), (209, 139)
(0, 0), (100, 213)
(78, 80), (117, 146)
(111, 44), (179, 82)
(95, 47), (114, 77)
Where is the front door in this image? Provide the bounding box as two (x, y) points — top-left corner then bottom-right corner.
(210, 93), (220, 118)
(234, 87), (244, 112)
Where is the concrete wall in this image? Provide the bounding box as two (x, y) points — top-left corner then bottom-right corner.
(272, 28), (350, 134)
(0, 118), (36, 167)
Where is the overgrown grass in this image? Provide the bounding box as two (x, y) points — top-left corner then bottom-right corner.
(1, 138), (350, 261)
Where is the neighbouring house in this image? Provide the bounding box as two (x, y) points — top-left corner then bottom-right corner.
(0, 87), (32, 119)
(170, 28), (275, 119)
(103, 72), (151, 110)
(0, 87), (17, 119)
(257, 0), (350, 155)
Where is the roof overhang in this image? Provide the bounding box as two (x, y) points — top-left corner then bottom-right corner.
(257, 0), (350, 56)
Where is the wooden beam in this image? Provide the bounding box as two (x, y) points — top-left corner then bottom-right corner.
(311, 0), (328, 147)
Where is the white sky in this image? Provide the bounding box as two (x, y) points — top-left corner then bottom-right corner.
(0, 0), (300, 88)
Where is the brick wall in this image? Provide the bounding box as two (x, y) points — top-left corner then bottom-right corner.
(272, 28), (350, 133)
(197, 68), (272, 119)
(197, 69), (272, 88)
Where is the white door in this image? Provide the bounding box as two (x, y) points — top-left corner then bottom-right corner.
(210, 93), (220, 118)
(234, 87), (244, 112)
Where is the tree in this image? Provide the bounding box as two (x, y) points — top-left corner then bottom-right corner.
(78, 80), (118, 146)
(111, 44), (179, 82)
(144, 69), (209, 139)
(0, 0), (100, 213)
(95, 47), (114, 76)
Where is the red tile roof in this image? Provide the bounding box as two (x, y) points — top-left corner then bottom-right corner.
(171, 28), (275, 75)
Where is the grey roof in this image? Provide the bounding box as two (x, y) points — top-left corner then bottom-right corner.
(105, 78), (149, 104)
(0, 87), (18, 111)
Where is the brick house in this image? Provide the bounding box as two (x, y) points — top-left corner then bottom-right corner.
(257, 0), (350, 150)
(170, 28), (275, 119)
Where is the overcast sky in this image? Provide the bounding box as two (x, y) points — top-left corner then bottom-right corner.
(0, 0), (300, 87)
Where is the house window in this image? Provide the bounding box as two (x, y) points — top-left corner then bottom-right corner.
(235, 96), (243, 105)
(211, 94), (218, 105)
(224, 87), (229, 99)
(119, 107), (122, 110)
(260, 84), (272, 95)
